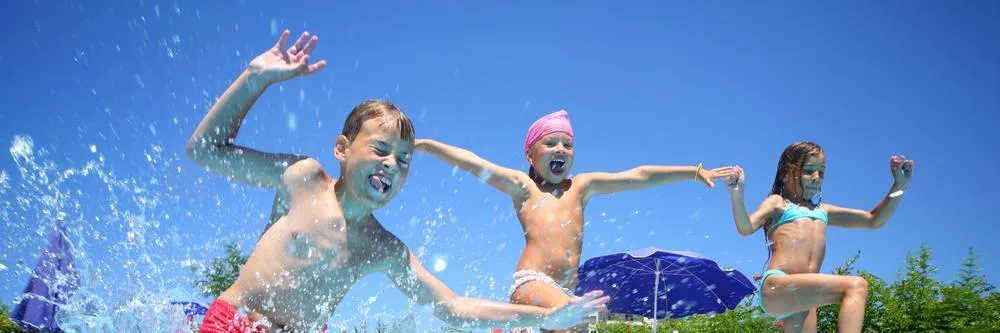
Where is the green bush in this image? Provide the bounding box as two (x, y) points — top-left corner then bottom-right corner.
(190, 242), (248, 298)
(585, 244), (1000, 333)
(0, 303), (25, 333)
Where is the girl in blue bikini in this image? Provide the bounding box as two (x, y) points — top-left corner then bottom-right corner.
(724, 141), (914, 333)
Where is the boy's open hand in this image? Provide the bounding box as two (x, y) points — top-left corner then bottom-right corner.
(249, 29), (327, 84)
(539, 290), (609, 329)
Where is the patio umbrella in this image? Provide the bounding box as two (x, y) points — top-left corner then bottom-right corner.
(575, 247), (755, 331)
(169, 301), (208, 317)
(170, 301), (208, 329)
(11, 220), (79, 332)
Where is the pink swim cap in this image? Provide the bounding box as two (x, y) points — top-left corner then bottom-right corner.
(524, 110), (574, 152)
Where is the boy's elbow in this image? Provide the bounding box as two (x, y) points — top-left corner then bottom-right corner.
(184, 138), (198, 155)
(184, 137), (209, 162)
(184, 138), (200, 160)
(185, 136), (221, 165)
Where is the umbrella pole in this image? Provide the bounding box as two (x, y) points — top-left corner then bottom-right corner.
(652, 260), (660, 333)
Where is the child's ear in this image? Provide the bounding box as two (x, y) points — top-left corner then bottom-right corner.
(334, 135), (349, 162)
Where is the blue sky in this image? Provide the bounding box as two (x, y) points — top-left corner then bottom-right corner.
(1, 0), (998, 330)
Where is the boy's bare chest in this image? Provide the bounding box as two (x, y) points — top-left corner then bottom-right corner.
(276, 196), (386, 277)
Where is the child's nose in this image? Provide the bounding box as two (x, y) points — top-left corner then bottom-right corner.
(382, 159), (398, 173)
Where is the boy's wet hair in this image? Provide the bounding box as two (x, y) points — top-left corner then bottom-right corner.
(341, 99), (415, 142)
(769, 141), (824, 199)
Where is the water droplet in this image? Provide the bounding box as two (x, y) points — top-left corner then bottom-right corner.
(270, 18), (278, 35)
(10, 136), (34, 161)
(89, 144), (97, 153)
(433, 257), (447, 272)
(478, 169), (492, 183)
(0, 170), (8, 193)
(287, 112), (296, 133)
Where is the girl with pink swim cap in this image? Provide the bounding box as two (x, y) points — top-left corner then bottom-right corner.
(416, 109), (739, 333)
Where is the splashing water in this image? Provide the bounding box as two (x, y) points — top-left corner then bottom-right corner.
(1, 135), (200, 332)
(1, 132), (510, 331)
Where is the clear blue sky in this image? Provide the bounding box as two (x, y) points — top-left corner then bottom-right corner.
(1, 0), (998, 330)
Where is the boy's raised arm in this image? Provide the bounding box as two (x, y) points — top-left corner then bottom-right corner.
(186, 30), (326, 189)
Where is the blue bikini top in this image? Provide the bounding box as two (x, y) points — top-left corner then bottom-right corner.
(767, 200), (828, 234)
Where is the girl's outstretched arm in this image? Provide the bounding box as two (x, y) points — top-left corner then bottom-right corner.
(826, 156), (914, 229)
(416, 139), (532, 200)
(579, 164), (739, 201)
(725, 167), (779, 236)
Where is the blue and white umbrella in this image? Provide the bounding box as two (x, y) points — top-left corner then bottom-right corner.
(576, 247), (755, 331)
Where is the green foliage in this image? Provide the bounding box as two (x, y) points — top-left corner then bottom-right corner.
(190, 242), (248, 298)
(0, 303), (26, 333)
(592, 244), (1000, 333)
(653, 303), (780, 333)
(592, 303), (779, 333)
(594, 303), (780, 333)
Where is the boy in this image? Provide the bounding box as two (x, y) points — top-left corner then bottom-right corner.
(186, 30), (608, 332)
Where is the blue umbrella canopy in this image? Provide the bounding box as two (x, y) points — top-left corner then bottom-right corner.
(11, 221), (79, 332)
(169, 301), (208, 316)
(576, 247), (755, 322)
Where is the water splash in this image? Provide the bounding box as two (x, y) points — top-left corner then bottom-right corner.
(2, 135), (202, 332)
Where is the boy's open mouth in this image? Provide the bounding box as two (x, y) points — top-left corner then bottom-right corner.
(369, 173), (392, 193)
(549, 158), (566, 175)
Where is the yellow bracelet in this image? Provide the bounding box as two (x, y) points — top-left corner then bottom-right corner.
(694, 162), (703, 179)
